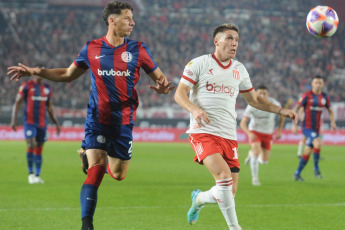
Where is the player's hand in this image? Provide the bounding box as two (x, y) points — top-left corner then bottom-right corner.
(275, 130), (282, 140)
(280, 108), (298, 124)
(331, 121), (337, 131)
(56, 126), (61, 136)
(149, 79), (176, 94)
(191, 107), (210, 128)
(248, 132), (257, 142)
(291, 124), (298, 135)
(10, 122), (17, 131)
(7, 63), (34, 81)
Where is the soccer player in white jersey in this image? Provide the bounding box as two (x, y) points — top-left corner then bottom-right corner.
(174, 23), (297, 230)
(240, 85), (285, 186)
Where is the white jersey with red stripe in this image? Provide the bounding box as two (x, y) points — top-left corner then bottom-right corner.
(243, 97), (281, 134)
(180, 54), (253, 140)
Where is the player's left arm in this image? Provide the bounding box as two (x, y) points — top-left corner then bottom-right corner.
(47, 100), (61, 135)
(241, 90), (297, 124)
(148, 67), (175, 94)
(328, 107), (337, 130)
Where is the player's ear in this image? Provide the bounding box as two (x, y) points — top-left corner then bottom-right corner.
(214, 37), (218, 47)
(108, 15), (116, 26)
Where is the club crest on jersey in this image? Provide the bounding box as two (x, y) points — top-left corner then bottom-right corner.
(43, 88), (50, 95)
(232, 70), (240, 80)
(321, 98), (326, 105)
(121, 51), (133, 63)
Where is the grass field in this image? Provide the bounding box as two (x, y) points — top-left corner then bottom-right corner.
(0, 141), (344, 230)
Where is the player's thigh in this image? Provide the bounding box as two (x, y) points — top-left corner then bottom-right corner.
(312, 137), (322, 149)
(203, 153), (232, 180)
(107, 156), (130, 174)
(86, 149), (108, 168)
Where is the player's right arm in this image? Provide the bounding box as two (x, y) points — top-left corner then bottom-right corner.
(7, 63), (87, 82)
(239, 116), (256, 142)
(174, 82), (210, 127)
(10, 94), (24, 131)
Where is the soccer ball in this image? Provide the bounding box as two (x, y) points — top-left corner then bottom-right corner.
(306, 6), (339, 38)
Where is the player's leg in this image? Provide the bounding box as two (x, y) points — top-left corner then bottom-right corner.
(80, 148), (107, 230)
(24, 124), (37, 184)
(203, 153), (241, 230)
(259, 148), (270, 165)
(249, 142), (261, 186)
(312, 137), (322, 178)
(297, 136), (306, 158)
(33, 127), (47, 183)
(107, 157), (130, 181)
(294, 140), (312, 181)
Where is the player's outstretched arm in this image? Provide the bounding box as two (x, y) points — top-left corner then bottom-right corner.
(148, 67), (175, 94)
(241, 89), (298, 124)
(174, 82), (210, 127)
(8, 63), (87, 83)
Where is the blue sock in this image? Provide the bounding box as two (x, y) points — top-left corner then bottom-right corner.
(80, 184), (98, 219)
(27, 152), (34, 174)
(313, 153), (320, 171)
(34, 154), (42, 176)
(295, 156), (309, 176)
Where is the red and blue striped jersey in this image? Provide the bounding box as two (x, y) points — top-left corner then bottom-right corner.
(18, 80), (52, 128)
(298, 90), (330, 132)
(74, 37), (158, 125)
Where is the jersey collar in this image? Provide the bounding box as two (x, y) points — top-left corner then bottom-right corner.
(212, 53), (232, 69)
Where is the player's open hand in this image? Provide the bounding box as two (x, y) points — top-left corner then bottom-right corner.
(7, 63), (34, 81)
(149, 79), (176, 94)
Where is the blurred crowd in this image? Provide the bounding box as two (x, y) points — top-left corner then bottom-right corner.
(1, 0), (344, 116)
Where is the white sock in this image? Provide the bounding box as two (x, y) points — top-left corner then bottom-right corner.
(258, 157), (268, 165)
(297, 141), (304, 156)
(250, 155), (259, 181)
(214, 178), (239, 228)
(195, 186), (217, 205)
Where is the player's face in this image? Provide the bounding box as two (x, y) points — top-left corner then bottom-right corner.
(113, 9), (135, 37)
(256, 89), (268, 98)
(311, 78), (324, 93)
(215, 30), (239, 60)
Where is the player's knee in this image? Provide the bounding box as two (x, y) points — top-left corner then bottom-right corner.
(109, 171), (126, 181)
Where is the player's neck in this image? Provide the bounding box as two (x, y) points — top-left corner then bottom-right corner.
(312, 89), (322, 95)
(105, 33), (125, 47)
(213, 52), (231, 66)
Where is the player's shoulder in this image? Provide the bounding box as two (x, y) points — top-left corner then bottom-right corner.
(231, 59), (247, 72)
(186, 54), (212, 67)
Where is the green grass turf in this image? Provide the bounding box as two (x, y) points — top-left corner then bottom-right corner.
(0, 141), (344, 230)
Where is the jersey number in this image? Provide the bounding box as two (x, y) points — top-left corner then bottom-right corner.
(232, 147), (238, 159)
(128, 141), (133, 154)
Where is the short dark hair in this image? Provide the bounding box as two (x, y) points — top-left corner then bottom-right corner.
(103, 1), (133, 26)
(257, 84), (268, 90)
(312, 75), (323, 81)
(213, 23), (239, 38)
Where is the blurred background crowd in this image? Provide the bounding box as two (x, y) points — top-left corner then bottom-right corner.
(0, 0), (344, 120)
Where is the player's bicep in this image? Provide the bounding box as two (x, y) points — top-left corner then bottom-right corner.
(241, 89), (258, 106)
(176, 81), (192, 96)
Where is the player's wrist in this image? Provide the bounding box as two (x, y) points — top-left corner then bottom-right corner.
(278, 107), (283, 115)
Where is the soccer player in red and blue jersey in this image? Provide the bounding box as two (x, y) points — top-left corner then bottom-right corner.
(8, 2), (174, 229)
(292, 75), (337, 181)
(11, 70), (60, 184)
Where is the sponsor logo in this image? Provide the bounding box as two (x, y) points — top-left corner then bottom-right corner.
(309, 106), (323, 111)
(95, 55), (105, 59)
(185, 69), (194, 76)
(97, 135), (106, 144)
(97, 69), (131, 77)
(232, 70), (240, 80)
(206, 81), (235, 97)
(31, 96), (48, 101)
(207, 69), (214, 75)
(311, 132), (317, 137)
(121, 51), (132, 63)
